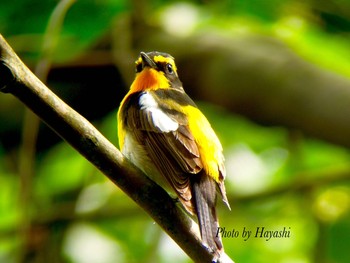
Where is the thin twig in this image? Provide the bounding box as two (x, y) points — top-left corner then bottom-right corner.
(0, 34), (234, 263)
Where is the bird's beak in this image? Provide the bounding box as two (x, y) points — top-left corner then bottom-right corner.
(140, 52), (157, 69)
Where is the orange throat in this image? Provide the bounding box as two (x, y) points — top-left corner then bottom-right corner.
(130, 68), (169, 93)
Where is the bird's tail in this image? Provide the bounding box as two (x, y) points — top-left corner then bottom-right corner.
(192, 173), (223, 260)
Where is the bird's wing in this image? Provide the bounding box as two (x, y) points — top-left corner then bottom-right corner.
(125, 91), (203, 210)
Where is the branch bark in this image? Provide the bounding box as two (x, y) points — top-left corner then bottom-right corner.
(0, 35), (234, 263)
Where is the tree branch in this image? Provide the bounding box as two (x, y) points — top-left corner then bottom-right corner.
(0, 35), (234, 262)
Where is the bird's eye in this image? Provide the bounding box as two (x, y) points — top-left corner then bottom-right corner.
(136, 63), (143, 73)
(166, 63), (173, 74)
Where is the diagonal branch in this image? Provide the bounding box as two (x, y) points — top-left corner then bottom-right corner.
(0, 35), (234, 263)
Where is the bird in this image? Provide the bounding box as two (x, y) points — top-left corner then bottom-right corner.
(117, 51), (230, 260)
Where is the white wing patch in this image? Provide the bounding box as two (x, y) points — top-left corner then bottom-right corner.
(139, 92), (179, 132)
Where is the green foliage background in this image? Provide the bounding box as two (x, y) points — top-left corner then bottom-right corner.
(1, 0), (350, 262)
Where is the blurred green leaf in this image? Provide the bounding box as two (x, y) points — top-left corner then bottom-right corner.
(327, 216), (350, 262)
(229, 0), (282, 21)
(56, 0), (129, 61)
(0, 0), (55, 35)
(99, 219), (157, 262)
(1, 0), (129, 62)
(35, 143), (93, 198)
(0, 173), (20, 231)
(301, 139), (350, 172)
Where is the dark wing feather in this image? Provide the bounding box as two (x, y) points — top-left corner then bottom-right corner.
(125, 91), (202, 211)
